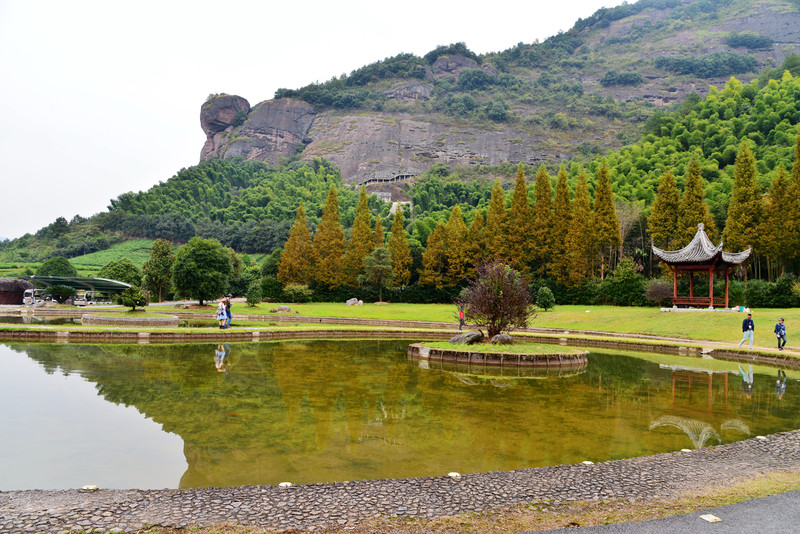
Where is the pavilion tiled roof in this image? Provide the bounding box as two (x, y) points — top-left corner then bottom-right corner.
(652, 224), (751, 267)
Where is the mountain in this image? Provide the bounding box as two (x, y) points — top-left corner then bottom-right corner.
(199, 0), (800, 183)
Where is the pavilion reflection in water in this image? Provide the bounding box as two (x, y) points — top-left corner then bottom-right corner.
(650, 364), (750, 449)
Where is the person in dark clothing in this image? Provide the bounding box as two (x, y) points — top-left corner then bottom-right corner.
(224, 294), (233, 328)
(775, 317), (786, 351)
(738, 313), (754, 349)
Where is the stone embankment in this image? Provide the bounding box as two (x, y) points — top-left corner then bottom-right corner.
(2, 430), (799, 533)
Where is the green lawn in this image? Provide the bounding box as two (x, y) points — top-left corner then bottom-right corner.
(229, 302), (798, 346)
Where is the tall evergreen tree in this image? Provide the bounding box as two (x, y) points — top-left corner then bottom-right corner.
(648, 168), (680, 249)
(564, 168), (593, 286)
(444, 204), (473, 283)
(593, 160), (620, 280)
(676, 156), (716, 247)
(468, 210), (487, 264)
(278, 204), (314, 286)
(505, 163), (534, 271)
(787, 128), (800, 261)
(723, 142), (762, 254)
(530, 164), (553, 276)
(549, 165), (573, 284)
(388, 208), (412, 286)
(484, 180), (507, 260)
(341, 187), (374, 287)
(419, 222), (447, 289)
(311, 187), (346, 290)
(759, 167), (792, 277)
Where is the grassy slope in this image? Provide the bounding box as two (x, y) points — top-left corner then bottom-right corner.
(68, 239), (157, 274)
(230, 302), (798, 346)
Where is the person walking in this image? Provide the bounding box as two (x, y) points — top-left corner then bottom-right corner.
(224, 294), (233, 328)
(216, 301), (227, 329)
(738, 312), (754, 349)
(458, 308), (465, 331)
(775, 317), (786, 351)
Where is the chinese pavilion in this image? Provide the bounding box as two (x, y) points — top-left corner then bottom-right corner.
(652, 223), (751, 309)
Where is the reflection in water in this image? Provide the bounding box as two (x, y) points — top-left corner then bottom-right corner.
(1, 340), (798, 490)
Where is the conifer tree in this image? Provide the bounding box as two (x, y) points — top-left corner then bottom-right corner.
(787, 128), (800, 261)
(341, 187), (374, 287)
(723, 142), (762, 255)
(564, 168), (593, 286)
(468, 210), (487, 263)
(648, 168), (680, 249)
(593, 160), (620, 280)
(388, 208), (412, 286)
(549, 165), (573, 284)
(278, 204), (315, 286)
(419, 222), (447, 289)
(311, 187), (346, 290)
(759, 167), (791, 277)
(676, 156), (716, 247)
(373, 216), (384, 248)
(444, 204), (473, 282)
(505, 163), (534, 271)
(530, 164), (553, 276)
(484, 180), (507, 260)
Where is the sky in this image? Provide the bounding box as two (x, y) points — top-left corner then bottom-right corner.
(0, 0), (626, 240)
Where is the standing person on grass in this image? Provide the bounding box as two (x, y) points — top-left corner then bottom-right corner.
(738, 313), (754, 349)
(224, 293), (233, 328)
(775, 317), (786, 351)
(216, 301), (227, 329)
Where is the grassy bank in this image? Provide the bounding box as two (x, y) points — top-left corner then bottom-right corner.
(227, 302), (799, 346)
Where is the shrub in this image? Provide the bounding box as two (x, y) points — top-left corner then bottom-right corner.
(117, 286), (148, 311)
(536, 286), (556, 311)
(455, 260), (535, 337)
(261, 275), (283, 302)
(603, 258), (647, 306)
(245, 282), (262, 307)
(283, 284), (313, 303)
(645, 279), (673, 307)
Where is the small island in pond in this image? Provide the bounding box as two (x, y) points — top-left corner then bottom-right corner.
(408, 339), (588, 368)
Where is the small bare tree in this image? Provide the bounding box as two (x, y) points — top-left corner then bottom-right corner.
(455, 260), (535, 338)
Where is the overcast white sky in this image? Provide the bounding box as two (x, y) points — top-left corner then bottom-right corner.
(0, 0), (626, 240)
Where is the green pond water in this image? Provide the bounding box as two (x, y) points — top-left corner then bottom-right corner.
(1, 339), (798, 491)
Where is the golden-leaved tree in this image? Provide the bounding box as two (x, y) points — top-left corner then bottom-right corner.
(277, 204), (314, 285)
(388, 208), (412, 286)
(564, 168), (593, 286)
(505, 163), (534, 271)
(549, 165), (573, 284)
(484, 180), (507, 260)
(341, 187), (374, 287)
(530, 164), (553, 276)
(311, 187), (346, 290)
(592, 160), (620, 280)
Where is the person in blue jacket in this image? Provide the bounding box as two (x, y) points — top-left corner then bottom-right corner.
(775, 317), (786, 351)
(738, 313), (754, 349)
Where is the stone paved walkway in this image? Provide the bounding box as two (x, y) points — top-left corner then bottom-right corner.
(2, 430), (799, 533)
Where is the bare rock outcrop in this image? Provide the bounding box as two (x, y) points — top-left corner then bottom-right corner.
(200, 98), (315, 164)
(200, 95), (250, 160)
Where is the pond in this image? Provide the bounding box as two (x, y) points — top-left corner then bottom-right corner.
(0, 315), (81, 325)
(1, 339), (797, 491)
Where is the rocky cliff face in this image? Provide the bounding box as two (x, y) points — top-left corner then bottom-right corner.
(199, 55), (568, 184)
